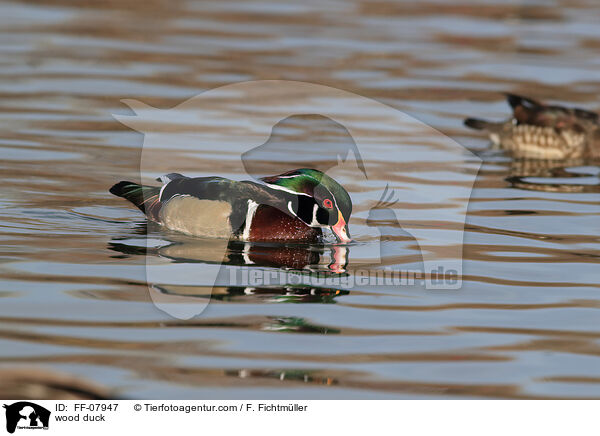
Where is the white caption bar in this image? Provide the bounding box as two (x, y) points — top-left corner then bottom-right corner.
(2, 400), (598, 435)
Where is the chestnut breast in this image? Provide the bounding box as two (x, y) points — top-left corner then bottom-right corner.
(249, 205), (321, 242)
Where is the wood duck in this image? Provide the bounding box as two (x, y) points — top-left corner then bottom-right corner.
(464, 94), (600, 159)
(110, 168), (352, 243)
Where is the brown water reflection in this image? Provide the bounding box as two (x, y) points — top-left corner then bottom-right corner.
(1, 0), (600, 399)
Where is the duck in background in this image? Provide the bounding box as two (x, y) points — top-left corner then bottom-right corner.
(464, 94), (599, 160)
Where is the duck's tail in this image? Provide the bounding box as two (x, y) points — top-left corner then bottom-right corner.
(109, 181), (162, 220)
(464, 117), (503, 131)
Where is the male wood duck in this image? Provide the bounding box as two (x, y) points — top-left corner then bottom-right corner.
(109, 168), (352, 243)
(464, 94), (600, 159)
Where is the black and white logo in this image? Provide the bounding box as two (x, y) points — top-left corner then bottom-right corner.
(3, 402), (50, 434)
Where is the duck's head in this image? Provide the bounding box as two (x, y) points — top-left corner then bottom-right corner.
(261, 169), (352, 243)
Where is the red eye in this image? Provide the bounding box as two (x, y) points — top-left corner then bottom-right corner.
(323, 199), (333, 209)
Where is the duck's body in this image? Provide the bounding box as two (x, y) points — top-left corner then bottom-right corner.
(465, 94), (600, 159)
(110, 169), (351, 243)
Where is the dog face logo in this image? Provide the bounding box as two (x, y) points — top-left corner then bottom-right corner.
(114, 80), (481, 319)
(3, 402), (50, 434)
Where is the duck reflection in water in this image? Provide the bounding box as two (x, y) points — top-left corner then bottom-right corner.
(503, 158), (600, 193)
(109, 225), (349, 273)
(150, 283), (349, 304)
(108, 224), (350, 303)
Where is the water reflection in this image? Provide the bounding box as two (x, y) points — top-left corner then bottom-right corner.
(109, 231), (349, 273)
(108, 225), (351, 306)
(504, 158), (600, 193)
(151, 284), (349, 305)
(0, 368), (113, 400)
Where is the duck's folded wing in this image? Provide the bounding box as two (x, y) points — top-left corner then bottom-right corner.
(159, 177), (284, 232)
(507, 93), (598, 129)
(160, 177), (278, 204)
(159, 176), (235, 202)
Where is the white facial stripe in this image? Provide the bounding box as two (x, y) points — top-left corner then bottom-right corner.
(267, 175), (338, 208)
(265, 183), (311, 197)
(328, 188), (339, 211)
(268, 176), (346, 226)
(310, 203), (321, 226)
(287, 200), (295, 217)
(320, 187), (341, 225)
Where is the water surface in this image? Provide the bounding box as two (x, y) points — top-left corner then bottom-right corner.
(1, 0), (599, 399)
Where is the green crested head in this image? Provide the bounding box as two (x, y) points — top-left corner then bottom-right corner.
(261, 169), (352, 243)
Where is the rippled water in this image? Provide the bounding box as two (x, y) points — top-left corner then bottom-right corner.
(1, 0), (600, 399)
